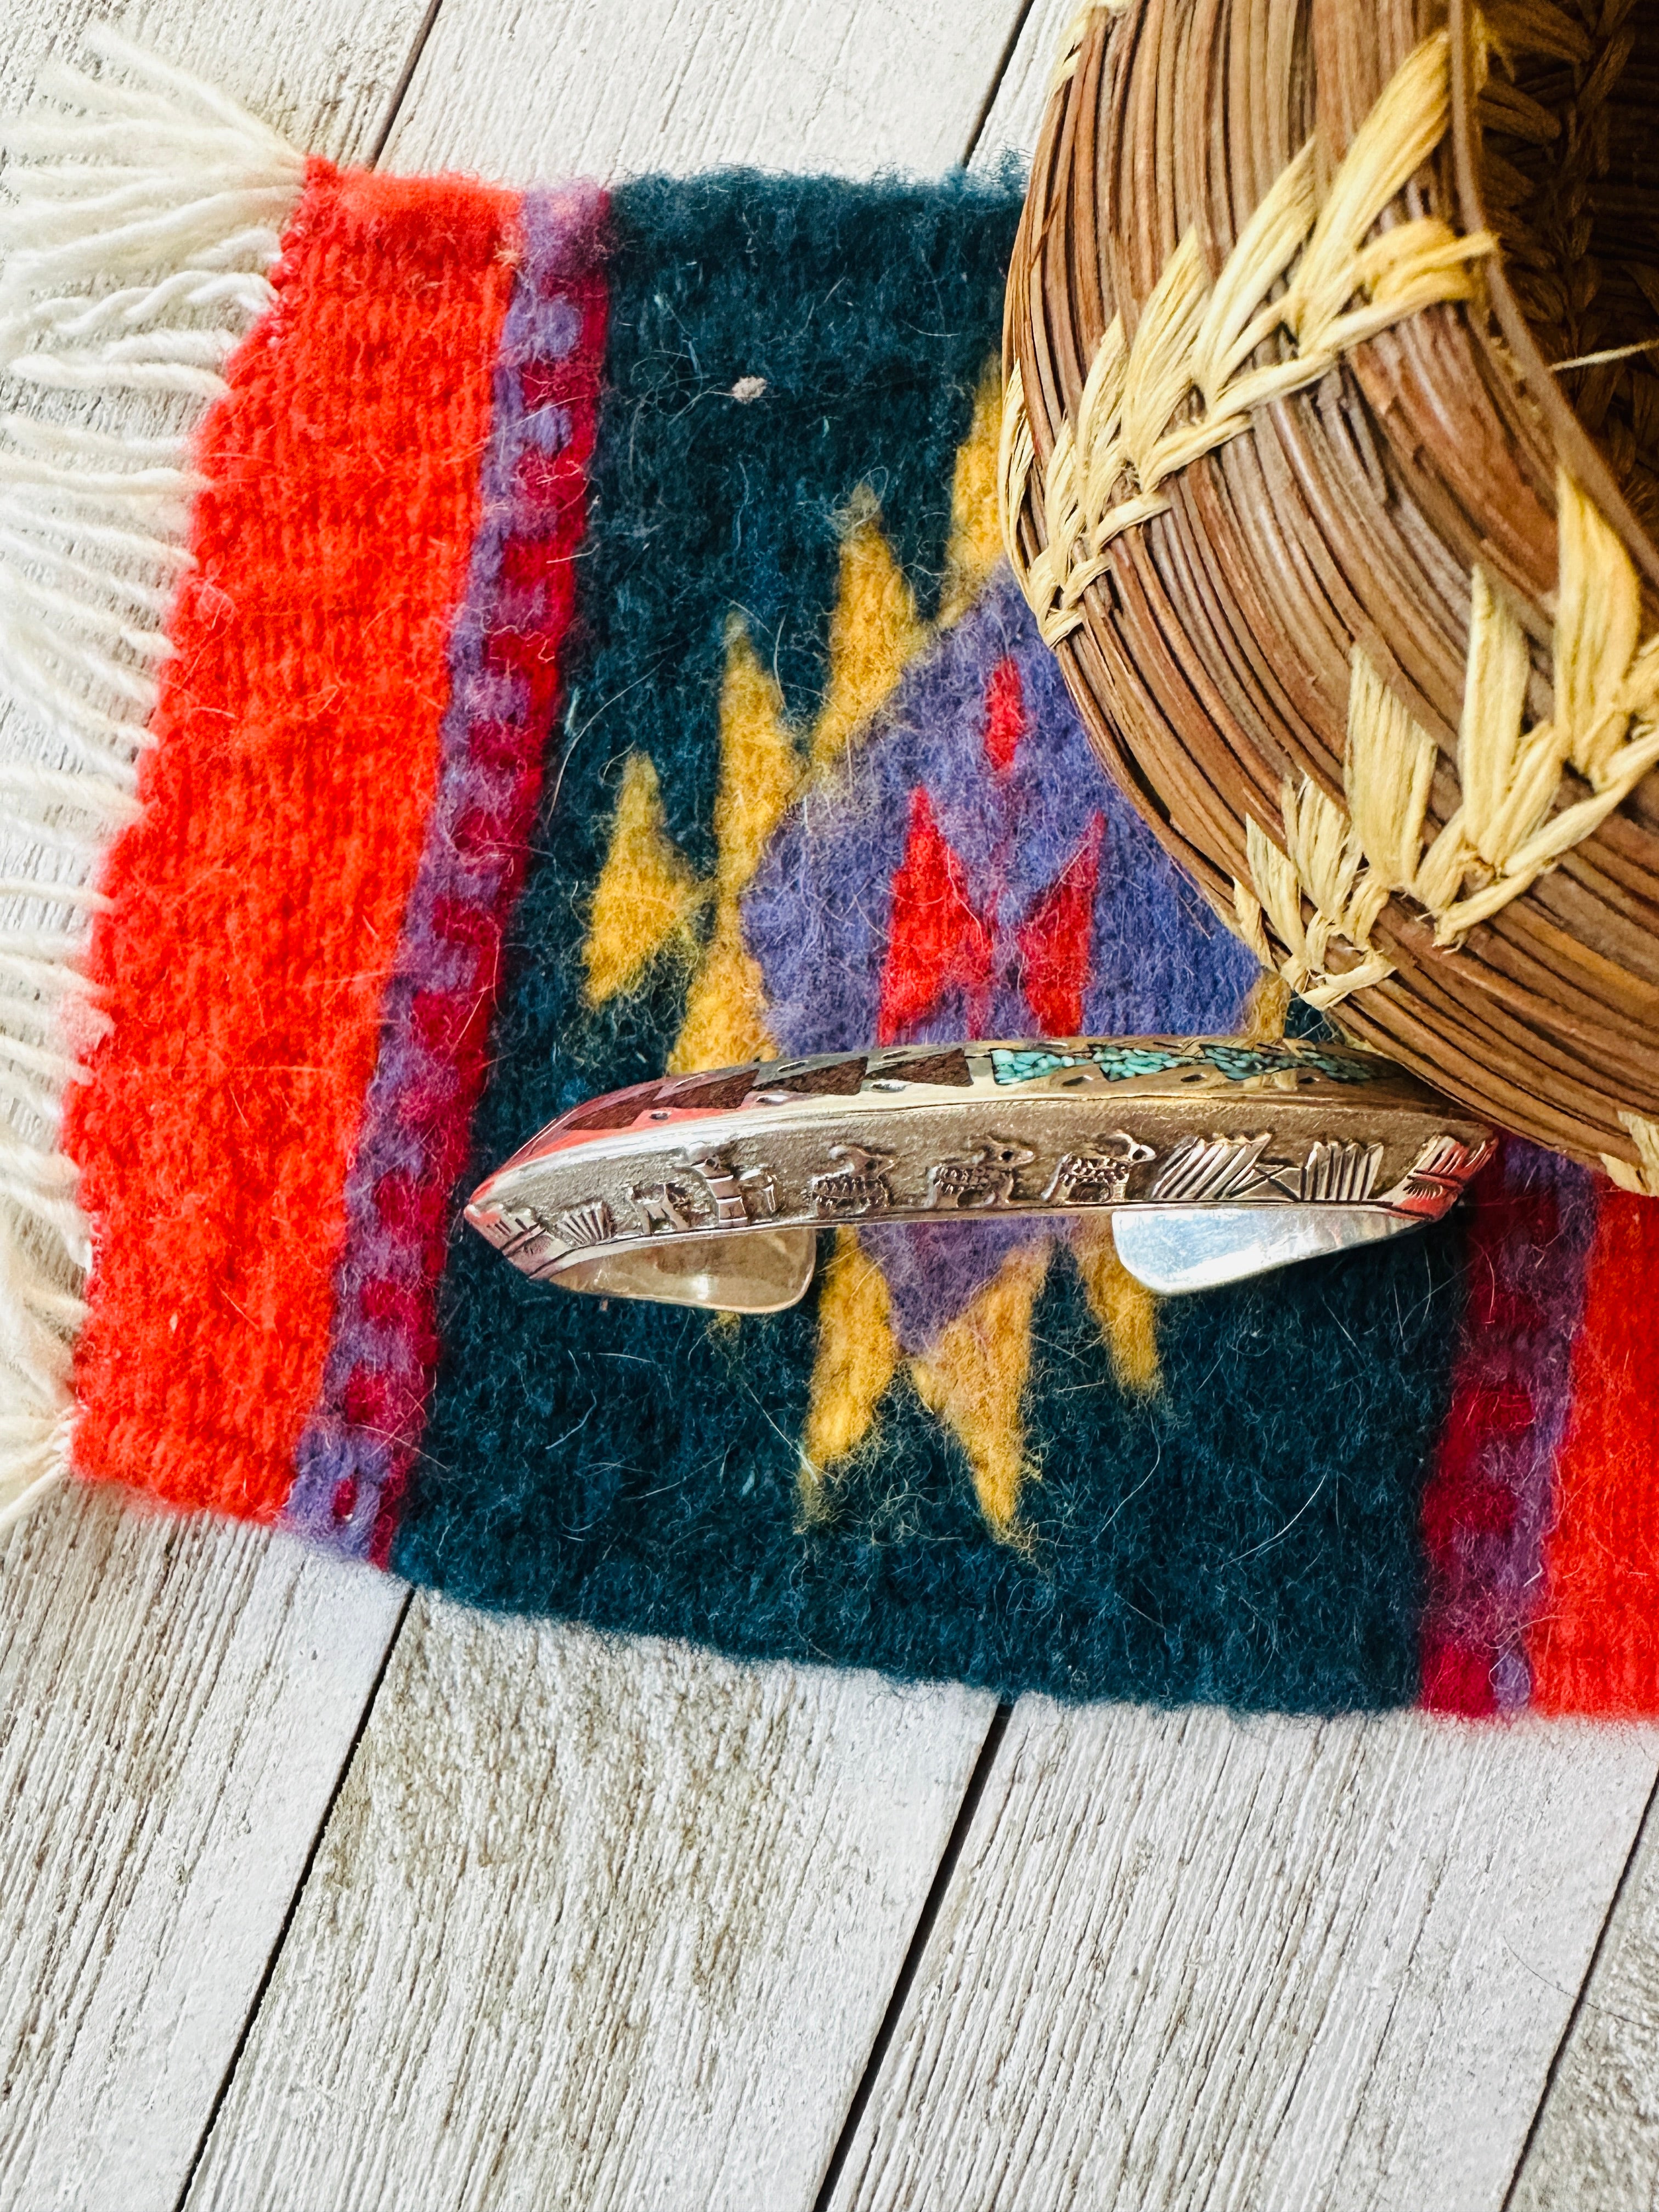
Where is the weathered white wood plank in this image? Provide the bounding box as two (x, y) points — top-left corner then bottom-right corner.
(823, 1701), (1659, 2212)
(184, 1605), (994, 2211)
(955, 18), (1659, 2202)
(967, 0), (1073, 172)
(382, 0), (1030, 181)
(0, 0), (440, 865)
(177, 13), (1012, 2208)
(0, 1485), (405, 2212)
(1509, 1781), (1659, 2211)
(4, 0), (425, 174)
(0, 9), (430, 2208)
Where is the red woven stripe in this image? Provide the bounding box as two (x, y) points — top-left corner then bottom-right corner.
(65, 163), (516, 1520)
(1419, 1146), (1600, 1715)
(1530, 1188), (1659, 1714)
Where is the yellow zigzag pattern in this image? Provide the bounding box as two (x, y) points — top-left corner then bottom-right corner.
(800, 1229), (901, 1518)
(581, 752), (705, 1006)
(669, 622), (802, 1075)
(586, 362), (1002, 1029)
(583, 481), (949, 1018)
(804, 1220), (1158, 1543)
(912, 1243), (1052, 1542)
(583, 366), (1160, 1542)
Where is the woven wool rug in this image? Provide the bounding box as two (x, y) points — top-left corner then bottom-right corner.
(3, 34), (1657, 1718)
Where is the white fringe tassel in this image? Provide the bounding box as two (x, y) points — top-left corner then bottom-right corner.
(0, 30), (305, 1530)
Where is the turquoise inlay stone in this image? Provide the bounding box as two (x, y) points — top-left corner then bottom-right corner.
(1089, 1042), (1189, 1080)
(988, 1039), (1386, 1087)
(1285, 1045), (1381, 1084)
(990, 1047), (1084, 1084)
(1197, 1041), (1380, 1083)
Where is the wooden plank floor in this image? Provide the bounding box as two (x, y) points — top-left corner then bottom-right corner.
(5, 4), (1659, 2207)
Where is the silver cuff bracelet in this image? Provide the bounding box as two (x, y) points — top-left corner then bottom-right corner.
(465, 1037), (1495, 1310)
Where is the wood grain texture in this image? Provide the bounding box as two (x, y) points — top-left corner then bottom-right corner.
(184, 1604), (994, 2211)
(170, 18), (1006, 2211)
(967, 0), (1074, 172)
(8, 5), (1654, 2207)
(0, 9), (425, 2207)
(825, 1700), (1659, 2212)
(0, 0), (436, 937)
(381, 0), (1029, 181)
(1510, 1776), (1659, 2212)
(0, 1487), (405, 2212)
(1, 0), (425, 219)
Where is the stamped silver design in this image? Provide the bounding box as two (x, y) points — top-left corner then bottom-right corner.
(630, 1177), (708, 1234)
(473, 1203), (547, 1256)
(1282, 1139), (1383, 1203)
(924, 1138), (1037, 1211)
(1149, 1133), (1284, 1204)
(810, 1144), (895, 1218)
(1040, 1131), (1156, 1204)
(1150, 1132), (1390, 1205)
(632, 1154), (779, 1232)
(465, 1035), (1497, 1310)
(554, 1198), (616, 1249)
(686, 1152), (777, 1226)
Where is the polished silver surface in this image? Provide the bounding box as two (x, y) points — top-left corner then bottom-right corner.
(1108, 1204), (1418, 1295)
(466, 1037), (1496, 1311)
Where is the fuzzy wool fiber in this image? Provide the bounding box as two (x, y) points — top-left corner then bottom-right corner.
(24, 37), (1659, 1722)
(394, 174), (1466, 1711)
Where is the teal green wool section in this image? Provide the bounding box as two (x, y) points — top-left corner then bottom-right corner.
(393, 175), (1464, 1711)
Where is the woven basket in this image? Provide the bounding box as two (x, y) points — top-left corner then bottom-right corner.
(1000, 0), (1659, 1186)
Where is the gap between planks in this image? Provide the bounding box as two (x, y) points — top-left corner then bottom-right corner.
(171, 1584), (417, 2212)
(1506, 1757), (1659, 2208)
(180, 1604), (1000, 2211)
(0, 7), (439, 2209)
(173, 5), (1043, 2198)
(0, 5), (1040, 2210)
(821, 1700), (1659, 2212)
(814, 1702), (1017, 2212)
(7, 1), (1658, 2205)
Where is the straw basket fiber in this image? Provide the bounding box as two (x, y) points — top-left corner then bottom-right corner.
(1001, 0), (1659, 1184)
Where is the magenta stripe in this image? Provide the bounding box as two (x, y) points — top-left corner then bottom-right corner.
(1419, 1138), (1600, 1713)
(284, 185), (608, 1560)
